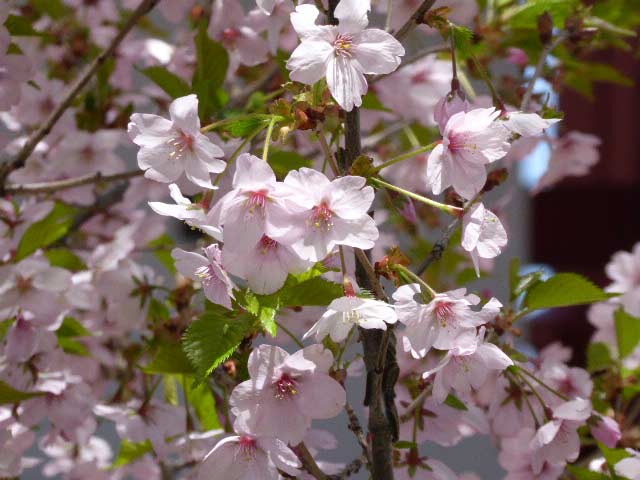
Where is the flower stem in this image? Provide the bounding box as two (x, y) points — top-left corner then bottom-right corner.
(262, 116), (278, 161)
(519, 366), (570, 402)
(213, 126), (263, 187)
(275, 321), (304, 349)
(373, 143), (437, 172)
(392, 264), (437, 300)
(370, 177), (462, 216)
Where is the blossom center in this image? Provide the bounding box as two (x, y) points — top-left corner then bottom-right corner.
(247, 190), (269, 216)
(259, 235), (278, 255)
(309, 201), (334, 231)
(195, 264), (217, 286)
(168, 130), (195, 160)
(274, 373), (298, 400)
(238, 435), (257, 460)
(16, 275), (32, 293)
(434, 301), (455, 326)
(333, 33), (354, 58)
(222, 28), (241, 46)
(445, 132), (477, 153)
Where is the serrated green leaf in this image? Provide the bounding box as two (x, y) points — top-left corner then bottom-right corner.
(524, 273), (611, 311)
(145, 342), (194, 375)
(282, 276), (342, 306)
(192, 24), (229, 120)
(240, 291), (279, 337)
(227, 116), (271, 137)
(141, 66), (191, 99)
(451, 24), (474, 60)
(0, 380), (44, 405)
(444, 393), (468, 410)
(182, 311), (255, 380)
(164, 375), (180, 405)
(112, 440), (153, 468)
(614, 309), (640, 359)
(16, 202), (78, 261)
(587, 342), (614, 372)
(184, 376), (222, 431)
(268, 150), (313, 179)
(45, 248), (87, 272)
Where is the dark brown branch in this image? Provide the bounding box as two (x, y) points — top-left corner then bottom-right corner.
(328, 455), (368, 479)
(415, 215), (461, 275)
(393, 0), (437, 41)
(5, 170), (143, 195)
(0, 0), (160, 191)
(297, 442), (328, 480)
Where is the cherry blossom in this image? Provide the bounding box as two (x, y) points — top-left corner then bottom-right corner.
(303, 295), (398, 342)
(230, 344), (346, 444)
(462, 202), (508, 276)
(286, 0), (404, 111)
(128, 94), (226, 189)
(172, 244), (236, 309)
(273, 168), (378, 261)
(427, 107), (511, 199)
(223, 235), (312, 295)
(148, 183), (222, 239)
(208, 153), (294, 254)
(615, 449), (640, 480)
(393, 283), (502, 357)
(590, 414), (621, 448)
(198, 427), (300, 480)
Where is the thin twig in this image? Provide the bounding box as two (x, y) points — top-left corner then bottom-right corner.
(328, 455), (368, 479)
(297, 442), (328, 480)
(345, 401), (371, 461)
(317, 129), (341, 177)
(5, 170), (143, 195)
(520, 33), (567, 111)
(394, 0), (437, 41)
(0, 0), (160, 189)
(415, 215), (461, 275)
(354, 248), (388, 302)
(399, 385), (432, 423)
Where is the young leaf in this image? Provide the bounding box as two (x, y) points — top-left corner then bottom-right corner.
(566, 465), (610, 480)
(614, 309), (640, 359)
(524, 273), (611, 311)
(182, 311), (255, 380)
(587, 342), (614, 373)
(268, 150), (313, 179)
(45, 248), (87, 272)
(141, 66), (191, 99)
(145, 342), (195, 375)
(112, 440), (153, 468)
(184, 376), (222, 431)
(240, 291), (279, 337)
(15, 202), (78, 261)
(0, 380), (44, 405)
(444, 393), (468, 411)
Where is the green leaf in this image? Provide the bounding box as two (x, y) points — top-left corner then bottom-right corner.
(566, 465), (610, 480)
(164, 375), (180, 405)
(598, 442), (632, 479)
(57, 316), (91, 338)
(450, 24), (474, 59)
(240, 291), (279, 337)
(182, 310), (255, 380)
(0, 380), (44, 405)
(503, 0), (578, 28)
(524, 273), (612, 311)
(45, 248), (87, 272)
(585, 16), (637, 37)
(614, 309), (640, 359)
(444, 393), (468, 411)
(148, 234), (176, 274)
(192, 24), (229, 119)
(361, 92), (392, 112)
(587, 342), (614, 372)
(4, 15), (48, 37)
(184, 376), (222, 431)
(281, 276), (342, 307)
(58, 337), (90, 356)
(141, 66), (191, 99)
(32, 0), (70, 19)
(0, 318), (14, 341)
(227, 116), (271, 137)
(145, 342), (195, 374)
(16, 202), (78, 261)
(112, 440), (153, 468)
(268, 150), (313, 179)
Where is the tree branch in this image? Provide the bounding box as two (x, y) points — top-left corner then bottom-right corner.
(5, 170), (143, 195)
(328, 455), (368, 479)
(297, 442), (328, 480)
(520, 33), (567, 111)
(0, 0), (160, 190)
(393, 0), (437, 41)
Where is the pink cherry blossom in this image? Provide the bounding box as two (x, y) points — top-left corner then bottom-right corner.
(273, 168), (378, 262)
(533, 131), (600, 194)
(423, 328), (513, 403)
(198, 428), (300, 480)
(128, 94), (226, 189)
(462, 202), (508, 276)
(507, 47), (529, 66)
(499, 427), (565, 480)
(208, 0), (270, 67)
(208, 153), (295, 254)
(393, 283), (502, 357)
(605, 241), (640, 294)
(172, 244), (236, 309)
(148, 183), (222, 239)
(590, 414), (621, 448)
(303, 295), (398, 343)
(230, 344), (346, 445)
(427, 107), (511, 199)
(249, 0), (295, 54)
(286, 0), (404, 111)
(530, 398), (592, 473)
(223, 235), (312, 295)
